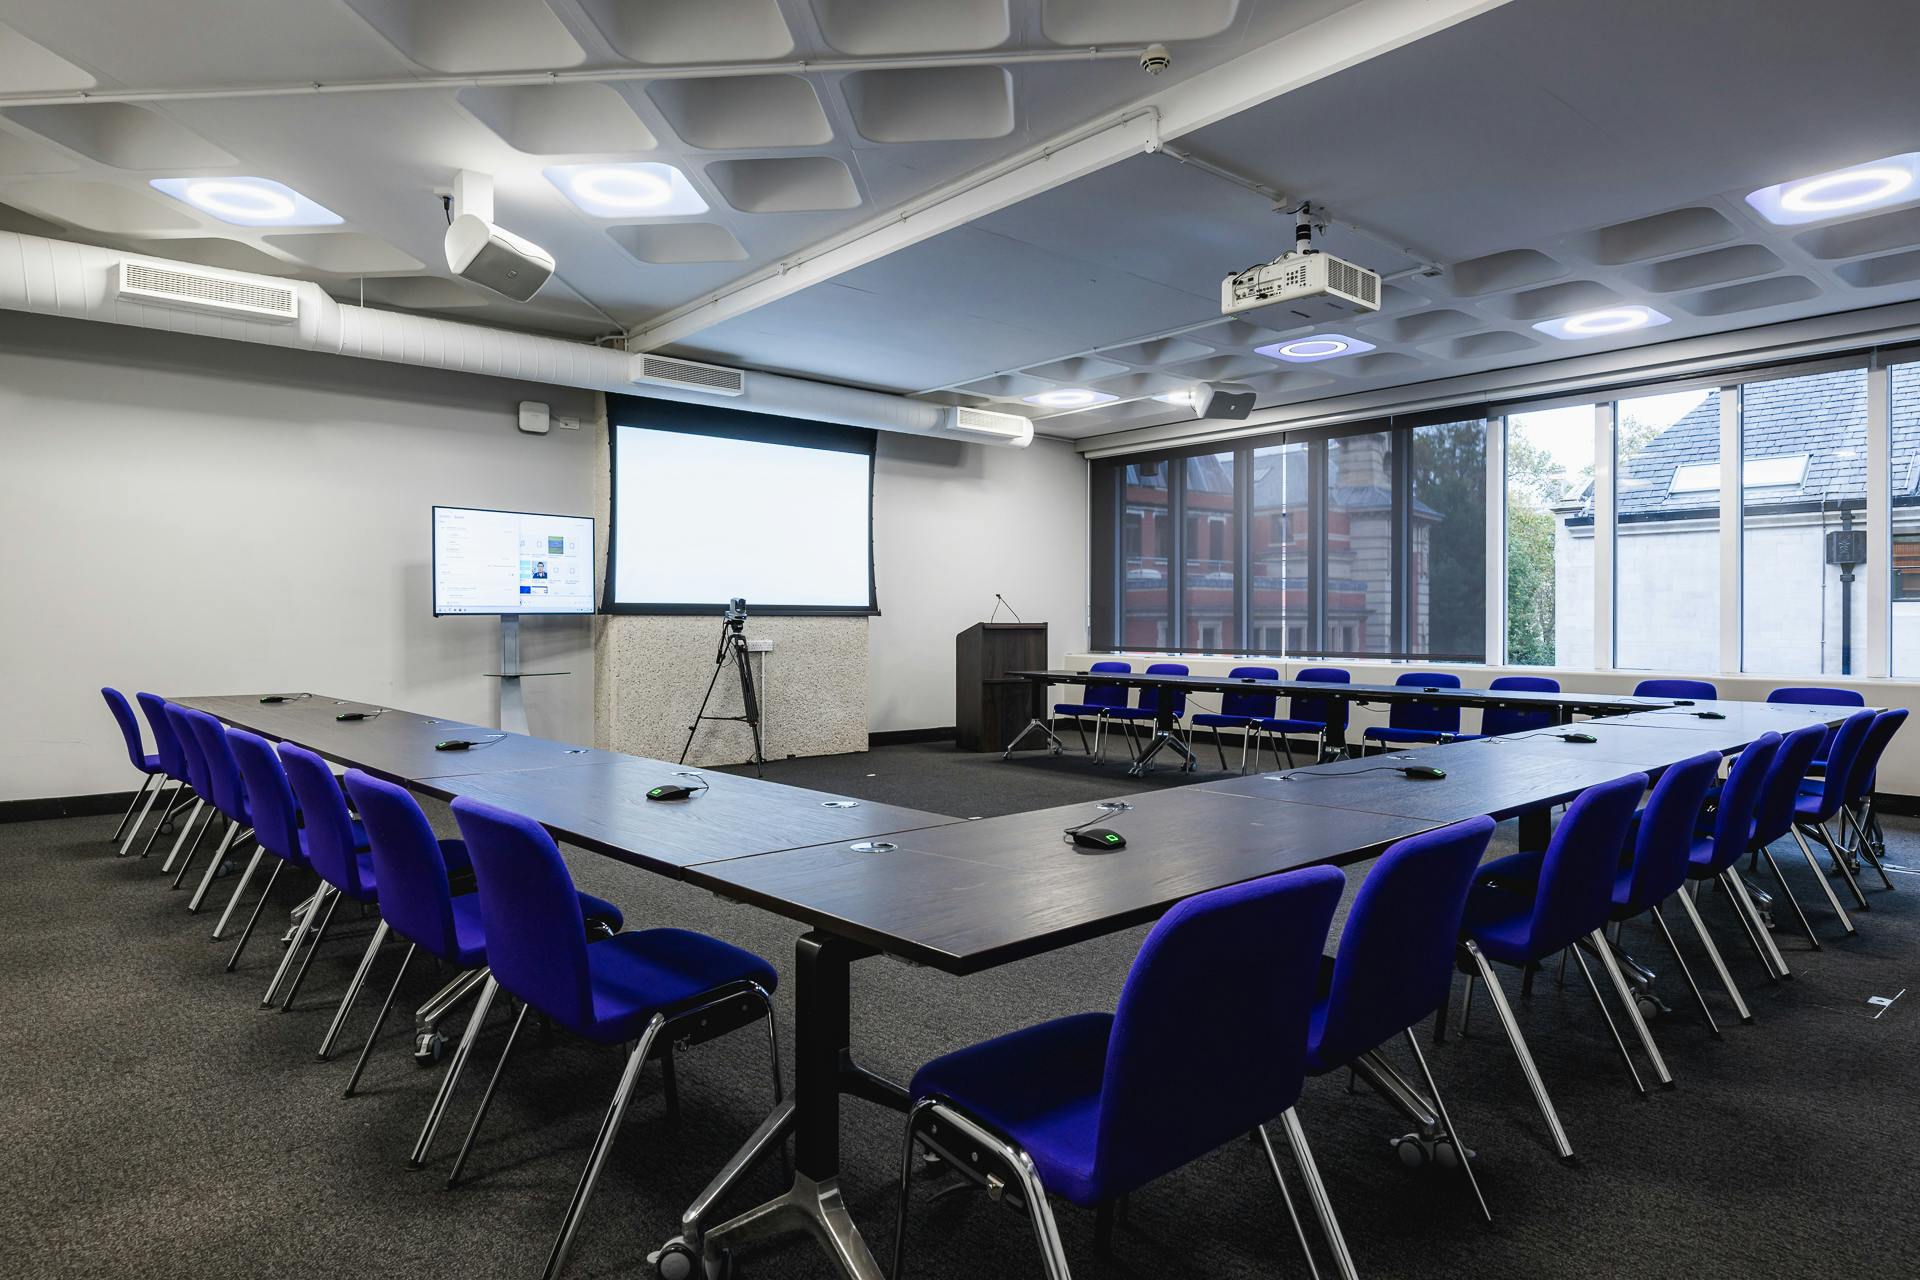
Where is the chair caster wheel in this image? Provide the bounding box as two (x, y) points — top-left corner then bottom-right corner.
(1635, 992), (1669, 1020)
(413, 1031), (446, 1066)
(651, 1239), (699, 1280)
(1392, 1134), (1429, 1167)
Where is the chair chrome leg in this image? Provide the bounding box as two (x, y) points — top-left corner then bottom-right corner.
(1843, 805), (1895, 891)
(1811, 821), (1869, 911)
(412, 975), (500, 1167)
(448, 1000), (534, 1189)
(1212, 726), (1229, 771)
(280, 887), (341, 1011)
(159, 798), (203, 873)
(1404, 1030), (1490, 1222)
(1648, 905), (1718, 1037)
(1255, 1124), (1322, 1280)
(1458, 972), (1475, 1036)
(346, 943), (415, 1097)
(168, 804), (214, 885)
(186, 819), (239, 911)
(1578, 933), (1660, 1092)
(114, 775), (160, 854)
(210, 847), (266, 941)
(1786, 829), (1854, 936)
(1466, 940), (1572, 1159)
(227, 858), (285, 973)
(108, 774), (153, 845)
(139, 784), (188, 859)
(892, 1098), (938, 1280)
(541, 1013), (668, 1279)
(1280, 1109), (1357, 1280)
(1759, 845), (1822, 949)
(320, 920), (389, 1060)
(1725, 870), (1791, 978)
(262, 883), (325, 1006)
(1673, 886), (1751, 1023)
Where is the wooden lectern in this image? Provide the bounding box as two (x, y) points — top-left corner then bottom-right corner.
(954, 622), (1047, 751)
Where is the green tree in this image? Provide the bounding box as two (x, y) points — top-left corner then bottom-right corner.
(1410, 423), (1486, 659)
(1504, 433), (1566, 665)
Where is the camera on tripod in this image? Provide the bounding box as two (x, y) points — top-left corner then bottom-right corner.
(682, 595), (764, 773)
(724, 597), (748, 629)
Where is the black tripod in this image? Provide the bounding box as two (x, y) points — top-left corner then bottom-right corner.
(680, 613), (765, 774)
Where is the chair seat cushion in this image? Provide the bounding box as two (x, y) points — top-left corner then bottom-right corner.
(1259, 718), (1326, 735)
(1104, 707), (1166, 721)
(1053, 703), (1108, 717)
(1461, 859), (1547, 967)
(910, 1011), (1112, 1206)
(1684, 835), (1721, 877)
(141, 753), (163, 773)
(576, 928), (777, 1045)
(1189, 713), (1255, 728)
(446, 884), (623, 970)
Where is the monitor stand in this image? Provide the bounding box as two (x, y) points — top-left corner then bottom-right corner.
(484, 615), (568, 735)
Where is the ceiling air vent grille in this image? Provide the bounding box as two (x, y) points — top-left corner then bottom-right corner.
(113, 259), (299, 322)
(633, 353), (746, 396)
(949, 406), (1034, 446)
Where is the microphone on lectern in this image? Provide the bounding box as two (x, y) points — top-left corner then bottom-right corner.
(990, 593), (1023, 623)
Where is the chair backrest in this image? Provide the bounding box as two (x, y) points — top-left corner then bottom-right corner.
(1289, 667), (1351, 730)
(1388, 671), (1461, 734)
(183, 709), (246, 821)
(227, 728), (302, 863)
(100, 687), (149, 771)
(1702, 732), (1780, 874)
(452, 796), (594, 1029)
(1083, 661), (1132, 711)
(1481, 675), (1560, 736)
(1801, 710), (1876, 822)
(163, 704), (210, 798)
(1314, 817), (1495, 1067)
(280, 742), (373, 899)
(1218, 666), (1279, 719)
(135, 692), (186, 781)
(1617, 752), (1722, 911)
(1634, 678), (1718, 700)
(1750, 725), (1826, 847)
(1516, 773), (1647, 956)
(1094, 865), (1344, 1195)
(345, 770), (463, 960)
(1770, 686), (1865, 760)
(1136, 662), (1188, 718)
(1844, 709), (1907, 806)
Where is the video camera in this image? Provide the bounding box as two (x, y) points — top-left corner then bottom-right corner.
(724, 597), (748, 630)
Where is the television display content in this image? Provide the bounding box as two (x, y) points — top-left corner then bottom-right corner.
(433, 505), (595, 616)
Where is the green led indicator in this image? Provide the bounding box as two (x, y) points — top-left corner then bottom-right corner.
(1105, 833), (1120, 843)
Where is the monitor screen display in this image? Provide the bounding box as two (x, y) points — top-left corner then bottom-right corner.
(433, 505), (595, 616)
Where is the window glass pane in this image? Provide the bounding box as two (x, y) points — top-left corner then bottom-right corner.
(1505, 406), (1595, 666)
(1740, 368), (1867, 675)
(1119, 460), (1170, 649)
(1616, 389), (1720, 670)
(1182, 452), (1237, 653)
(1892, 363), (1920, 674)
(1250, 442), (1308, 656)
(1325, 432), (1395, 655)
(1411, 419), (1486, 660)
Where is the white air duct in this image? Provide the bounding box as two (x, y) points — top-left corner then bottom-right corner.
(0, 230), (1030, 447)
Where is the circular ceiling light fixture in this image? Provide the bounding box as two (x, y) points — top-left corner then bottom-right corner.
(1276, 338), (1350, 358)
(1560, 307), (1655, 336)
(1028, 388), (1102, 407)
(1778, 166), (1914, 215)
(183, 180), (298, 221)
(1153, 389), (1197, 404)
(568, 166), (674, 211)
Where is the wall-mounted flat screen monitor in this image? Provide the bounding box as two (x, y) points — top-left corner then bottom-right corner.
(432, 505), (595, 616)
(605, 397), (877, 614)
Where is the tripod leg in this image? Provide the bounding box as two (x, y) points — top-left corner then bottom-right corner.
(679, 645), (733, 766)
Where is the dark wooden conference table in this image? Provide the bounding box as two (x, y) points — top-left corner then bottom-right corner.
(177, 690), (1864, 1280)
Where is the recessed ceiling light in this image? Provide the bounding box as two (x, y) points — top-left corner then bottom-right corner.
(1255, 334), (1376, 364)
(1746, 151), (1920, 225)
(1022, 388), (1117, 409)
(150, 176), (341, 227)
(1533, 306), (1672, 340)
(545, 162), (708, 218)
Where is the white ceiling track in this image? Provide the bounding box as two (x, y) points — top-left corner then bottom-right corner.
(0, 229), (1029, 447)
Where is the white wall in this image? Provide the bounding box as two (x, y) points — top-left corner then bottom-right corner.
(0, 313), (598, 802)
(870, 431), (1087, 733)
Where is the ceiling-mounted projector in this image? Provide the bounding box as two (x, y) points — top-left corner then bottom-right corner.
(1222, 206), (1380, 328)
(445, 213), (554, 302)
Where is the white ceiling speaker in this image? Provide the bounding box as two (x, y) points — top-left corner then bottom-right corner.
(1183, 380), (1257, 421)
(948, 406), (1034, 446)
(112, 258), (299, 323)
(632, 353), (746, 396)
(442, 169), (553, 302)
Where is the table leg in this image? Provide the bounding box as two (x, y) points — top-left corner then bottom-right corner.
(679, 931), (906, 1280)
(1128, 702), (1196, 777)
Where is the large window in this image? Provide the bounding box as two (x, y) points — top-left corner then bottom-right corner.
(1119, 461), (1169, 650)
(1616, 389), (1721, 670)
(1325, 432), (1396, 655)
(1504, 405), (1595, 667)
(1412, 420), (1487, 660)
(1740, 368), (1867, 675)
(1249, 442), (1308, 655)
(1895, 361), (1920, 675)
(1182, 452), (1237, 651)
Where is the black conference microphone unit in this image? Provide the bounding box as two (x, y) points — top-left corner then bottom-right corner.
(259, 692), (312, 704)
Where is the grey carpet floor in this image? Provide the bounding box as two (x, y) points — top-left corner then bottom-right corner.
(3, 742), (1918, 1279)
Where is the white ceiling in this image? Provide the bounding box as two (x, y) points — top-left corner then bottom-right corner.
(3, 0), (1919, 443)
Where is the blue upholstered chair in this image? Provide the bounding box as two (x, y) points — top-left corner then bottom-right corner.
(1688, 732), (1784, 990)
(1633, 678), (1718, 701)
(446, 796), (781, 1280)
(1790, 709), (1877, 918)
(1188, 665), (1278, 772)
(159, 704), (217, 879)
(1608, 753), (1725, 1042)
(893, 866), (1350, 1280)
(1742, 725), (1835, 952)
(274, 742), (378, 1017)
(1256, 666), (1350, 767)
(1362, 671), (1463, 751)
(1103, 662), (1190, 762)
(1051, 661), (1131, 757)
(220, 728), (312, 974)
(1836, 709), (1907, 892)
(1767, 686), (1864, 773)
(1478, 675), (1562, 737)
(100, 687), (166, 855)
(1307, 817), (1496, 1219)
(339, 772), (624, 1170)
(179, 709), (256, 913)
(131, 692), (192, 859)
(1455, 774), (1648, 1158)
